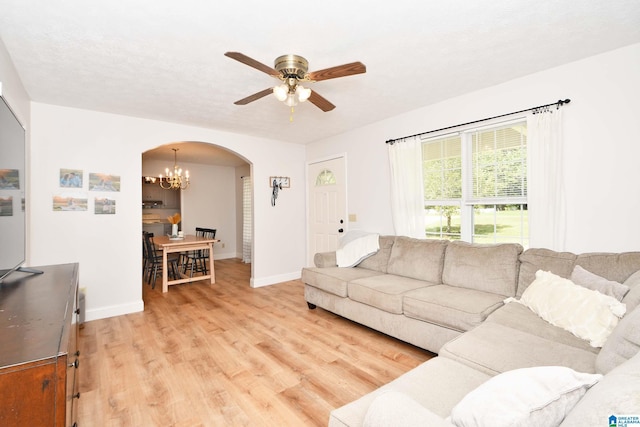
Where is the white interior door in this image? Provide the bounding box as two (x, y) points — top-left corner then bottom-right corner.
(307, 156), (347, 266)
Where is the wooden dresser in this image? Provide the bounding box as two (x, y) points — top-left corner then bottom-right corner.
(0, 263), (80, 427)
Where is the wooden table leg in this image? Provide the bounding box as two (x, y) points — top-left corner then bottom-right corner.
(162, 248), (169, 293)
(209, 242), (215, 284)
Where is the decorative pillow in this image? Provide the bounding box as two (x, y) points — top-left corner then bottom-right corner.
(622, 269), (640, 312)
(518, 270), (626, 347)
(595, 305), (640, 374)
(561, 351), (640, 426)
(570, 265), (629, 301)
(364, 391), (454, 427)
(450, 366), (602, 427)
(335, 231), (379, 267)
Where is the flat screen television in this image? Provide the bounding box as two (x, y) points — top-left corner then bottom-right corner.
(0, 94), (32, 282)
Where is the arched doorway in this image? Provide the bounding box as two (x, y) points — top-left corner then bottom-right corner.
(141, 141), (253, 289)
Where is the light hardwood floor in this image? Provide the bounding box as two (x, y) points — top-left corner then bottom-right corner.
(78, 259), (433, 426)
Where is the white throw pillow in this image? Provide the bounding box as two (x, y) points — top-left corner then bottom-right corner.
(450, 366), (602, 427)
(518, 270), (626, 347)
(570, 265), (629, 301)
(335, 231), (380, 267)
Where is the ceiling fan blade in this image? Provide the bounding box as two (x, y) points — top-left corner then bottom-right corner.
(307, 61), (366, 82)
(308, 90), (336, 112)
(234, 88), (273, 105)
(224, 52), (279, 77)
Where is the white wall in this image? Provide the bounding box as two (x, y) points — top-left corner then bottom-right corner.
(29, 103), (306, 321)
(180, 161), (237, 259)
(307, 43), (640, 254)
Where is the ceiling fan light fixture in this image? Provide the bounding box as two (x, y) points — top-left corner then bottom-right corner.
(273, 84), (288, 101)
(225, 52), (364, 113)
(297, 85), (311, 102)
(285, 93), (298, 107)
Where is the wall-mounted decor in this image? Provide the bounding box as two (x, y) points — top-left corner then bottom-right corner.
(89, 173), (120, 191)
(53, 193), (88, 211)
(0, 169), (19, 189)
(270, 176), (290, 207)
(59, 168), (83, 188)
(269, 176), (290, 188)
(95, 197), (116, 214)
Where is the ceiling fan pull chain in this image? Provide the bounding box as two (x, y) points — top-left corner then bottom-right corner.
(290, 107), (294, 122)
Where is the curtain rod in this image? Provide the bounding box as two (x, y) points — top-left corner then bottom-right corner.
(385, 98), (570, 145)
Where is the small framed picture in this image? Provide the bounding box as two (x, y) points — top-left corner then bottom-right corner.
(95, 197), (116, 214)
(53, 193), (88, 211)
(269, 176), (290, 188)
(60, 169), (83, 188)
(89, 173), (121, 192)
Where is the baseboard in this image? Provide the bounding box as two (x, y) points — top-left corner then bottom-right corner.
(214, 251), (236, 260)
(250, 271), (301, 288)
(84, 300), (144, 322)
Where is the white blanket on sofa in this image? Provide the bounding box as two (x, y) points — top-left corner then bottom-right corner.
(336, 231), (380, 267)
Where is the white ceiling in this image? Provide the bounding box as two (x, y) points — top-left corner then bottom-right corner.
(1, 0), (640, 165)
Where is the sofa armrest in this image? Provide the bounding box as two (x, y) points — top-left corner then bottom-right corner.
(314, 251), (337, 267)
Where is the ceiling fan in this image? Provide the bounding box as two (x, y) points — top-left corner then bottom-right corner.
(224, 52), (366, 112)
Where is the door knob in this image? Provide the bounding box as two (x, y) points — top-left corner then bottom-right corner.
(338, 228), (344, 233)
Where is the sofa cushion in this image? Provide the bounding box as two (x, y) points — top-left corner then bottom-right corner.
(570, 264), (629, 301)
(403, 285), (504, 332)
(357, 235), (396, 273)
(595, 306), (640, 374)
(363, 391), (455, 427)
(348, 274), (432, 314)
(450, 366), (601, 427)
(560, 351), (640, 427)
(313, 251), (337, 268)
(574, 251), (640, 284)
(440, 322), (599, 375)
(518, 270), (626, 347)
(386, 236), (448, 282)
(517, 248), (577, 297)
(328, 357), (492, 427)
(301, 267), (384, 297)
(442, 241), (523, 297)
(486, 302), (597, 353)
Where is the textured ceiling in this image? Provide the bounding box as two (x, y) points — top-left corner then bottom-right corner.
(1, 0), (640, 164)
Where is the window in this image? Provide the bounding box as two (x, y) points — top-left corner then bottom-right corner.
(423, 121), (528, 246)
(315, 169), (336, 186)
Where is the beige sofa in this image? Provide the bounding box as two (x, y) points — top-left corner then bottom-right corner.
(301, 236), (640, 426)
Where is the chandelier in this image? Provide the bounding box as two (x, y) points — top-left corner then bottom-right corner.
(159, 148), (190, 190)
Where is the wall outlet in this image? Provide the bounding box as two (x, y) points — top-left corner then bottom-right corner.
(349, 213), (357, 222)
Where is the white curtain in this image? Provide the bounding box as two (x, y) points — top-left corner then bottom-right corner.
(527, 109), (566, 250)
(242, 176), (252, 263)
(388, 137), (425, 238)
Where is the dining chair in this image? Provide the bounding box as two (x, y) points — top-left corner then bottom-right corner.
(181, 227), (216, 277)
(143, 231), (179, 288)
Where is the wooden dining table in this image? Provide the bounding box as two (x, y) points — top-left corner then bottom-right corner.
(153, 234), (220, 293)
